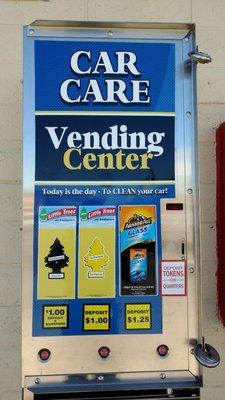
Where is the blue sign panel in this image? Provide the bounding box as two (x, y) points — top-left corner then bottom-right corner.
(35, 114), (174, 182)
(32, 39), (175, 337)
(35, 41), (175, 112)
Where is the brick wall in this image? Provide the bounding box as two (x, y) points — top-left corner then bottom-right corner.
(0, 1), (224, 399)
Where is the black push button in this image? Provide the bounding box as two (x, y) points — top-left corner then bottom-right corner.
(98, 346), (110, 359)
(38, 348), (51, 361)
(157, 344), (169, 357)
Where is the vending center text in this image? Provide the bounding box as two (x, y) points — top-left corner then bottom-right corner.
(45, 124), (166, 171)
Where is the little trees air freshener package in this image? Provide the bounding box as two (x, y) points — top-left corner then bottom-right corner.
(37, 206), (76, 299)
(120, 205), (156, 296)
(78, 206), (116, 298)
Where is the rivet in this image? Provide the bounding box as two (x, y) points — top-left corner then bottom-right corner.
(184, 36), (189, 42)
(98, 375), (104, 381)
(186, 111), (191, 117)
(189, 267), (195, 273)
(34, 378), (40, 384)
(28, 28), (35, 36)
(108, 31), (113, 37)
(187, 188), (193, 194)
(160, 373), (166, 380)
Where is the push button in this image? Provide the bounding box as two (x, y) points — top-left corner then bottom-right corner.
(38, 348), (51, 361)
(157, 344), (169, 357)
(98, 346), (110, 359)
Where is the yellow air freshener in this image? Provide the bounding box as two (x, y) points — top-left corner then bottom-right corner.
(78, 206), (116, 298)
(84, 237), (109, 278)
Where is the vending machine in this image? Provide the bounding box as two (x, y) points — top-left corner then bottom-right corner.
(22, 21), (219, 400)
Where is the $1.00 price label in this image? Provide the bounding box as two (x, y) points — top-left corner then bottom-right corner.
(43, 305), (68, 329)
(83, 304), (110, 331)
(125, 303), (151, 330)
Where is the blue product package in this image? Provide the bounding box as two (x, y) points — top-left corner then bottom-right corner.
(130, 248), (147, 283)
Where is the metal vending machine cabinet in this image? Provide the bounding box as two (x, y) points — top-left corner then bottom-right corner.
(22, 21), (219, 400)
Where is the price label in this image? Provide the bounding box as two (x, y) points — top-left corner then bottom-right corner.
(125, 303), (151, 330)
(83, 304), (110, 331)
(43, 305), (68, 329)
